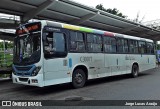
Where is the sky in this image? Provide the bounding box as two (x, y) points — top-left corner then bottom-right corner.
(72, 0), (160, 22)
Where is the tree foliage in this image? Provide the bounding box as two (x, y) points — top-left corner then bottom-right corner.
(96, 4), (127, 18)
(0, 42), (13, 49)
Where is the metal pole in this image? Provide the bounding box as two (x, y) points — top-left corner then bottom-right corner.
(3, 40), (6, 66)
(3, 39), (7, 78)
(155, 41), (158, 67)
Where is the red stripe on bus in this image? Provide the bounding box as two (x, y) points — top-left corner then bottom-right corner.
(104, 32), (114, 36)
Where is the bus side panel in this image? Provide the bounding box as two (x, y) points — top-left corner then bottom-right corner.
(104, 54), (112, 77)
(147, 55), (156, 69)
(125, 54), (132, 74)
(118, 54), (128, 75)
(68, 53), (105, 80)
(105, 54), (127, 76)
(43, 57), (70, 86)
(139, 54), (150, 72)
(129, 54), (156, 73)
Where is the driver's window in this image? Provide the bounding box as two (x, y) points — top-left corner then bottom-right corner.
(44, 32), (66, 58)
(53, 33), (65, 52)
(45, 32), (53, 53)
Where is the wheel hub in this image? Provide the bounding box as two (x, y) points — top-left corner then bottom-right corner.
(75, 73), (83, 84)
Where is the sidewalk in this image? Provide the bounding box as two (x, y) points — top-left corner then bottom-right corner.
(0, 77), (11, 81)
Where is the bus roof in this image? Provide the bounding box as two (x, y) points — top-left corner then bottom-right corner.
(44, 20), (153, 42)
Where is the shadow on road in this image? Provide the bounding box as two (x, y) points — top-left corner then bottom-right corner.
(89, 72), (151, 85)
(0, 78), (11, 83)
(24, 83), (73, 95)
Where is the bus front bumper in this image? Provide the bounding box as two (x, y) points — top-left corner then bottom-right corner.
(12, 73), (44, 87)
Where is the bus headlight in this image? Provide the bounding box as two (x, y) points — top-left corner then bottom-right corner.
(32, 66), (41, 76)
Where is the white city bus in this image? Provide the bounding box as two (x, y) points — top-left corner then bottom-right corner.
(12, 20), (156, 88)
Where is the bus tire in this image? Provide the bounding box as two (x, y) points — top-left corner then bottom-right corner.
(131, 64), (139, 78)
(72, 69), (86, 88)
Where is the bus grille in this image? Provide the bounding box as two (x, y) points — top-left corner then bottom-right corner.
(19, 77), (28, 82)
(15, 66), (32, 71)
(17, 73), (30, 76)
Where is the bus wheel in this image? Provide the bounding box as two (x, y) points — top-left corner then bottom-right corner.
(72, 69), (86, 88)
(131, 64), (138, 78)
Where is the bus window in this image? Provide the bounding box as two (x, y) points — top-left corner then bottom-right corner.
(147, 42), (154, 54)
(135, 41), (139, 53)
(151, 43), (155, 54)
(139, 41), (147, 54)
(104, 37), (111, 52)
(70, 31), (85, 52)
(129, 40), (139, 53)
(110, 37), (117, 53)
(53, 33), (65, 52)
(104, 37), (116, 53)
(117, 38), (125, 53)
(87, 34), (93, 52)
(87, 34), (102, 52)
(124, 39), (129, 53)
(44, 32), (66, 58)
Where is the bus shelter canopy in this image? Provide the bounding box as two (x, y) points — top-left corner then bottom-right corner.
(0, 0), (160, 41)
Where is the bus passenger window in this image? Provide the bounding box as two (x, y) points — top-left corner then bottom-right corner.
(87, 34), (94, 52)
(139, 41), (147, 54)
(104, 37), (116, 53)
(147, 42), (154, 54)
(87, 34), (102, 52)
(104, 37), (111, 52)
(129, 40), (138, 53)
(110, 38), (117, 53)
(70, 31), (85, 52)
(135, 41), (139, 53)
(117, 38), (125, 53)
(124, 39), (129, 53)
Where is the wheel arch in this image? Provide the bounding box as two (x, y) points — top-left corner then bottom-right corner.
(72, 64), (89, 81)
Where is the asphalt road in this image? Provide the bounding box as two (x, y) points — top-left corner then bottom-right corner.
(0, 67), (160, 109)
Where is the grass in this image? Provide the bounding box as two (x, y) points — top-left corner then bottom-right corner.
(0, 52), (13, 77)
(0, 52), (13, 67)
(0, 74), (10, 78)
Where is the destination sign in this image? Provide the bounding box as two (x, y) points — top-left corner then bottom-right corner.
(16, 22), (41, 35)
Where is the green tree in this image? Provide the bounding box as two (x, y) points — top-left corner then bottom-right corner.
(96, 4), (127, 18)
(0, 41), (13, 49)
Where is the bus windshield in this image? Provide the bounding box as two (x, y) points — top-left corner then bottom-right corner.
(13, 33), (41, 65)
